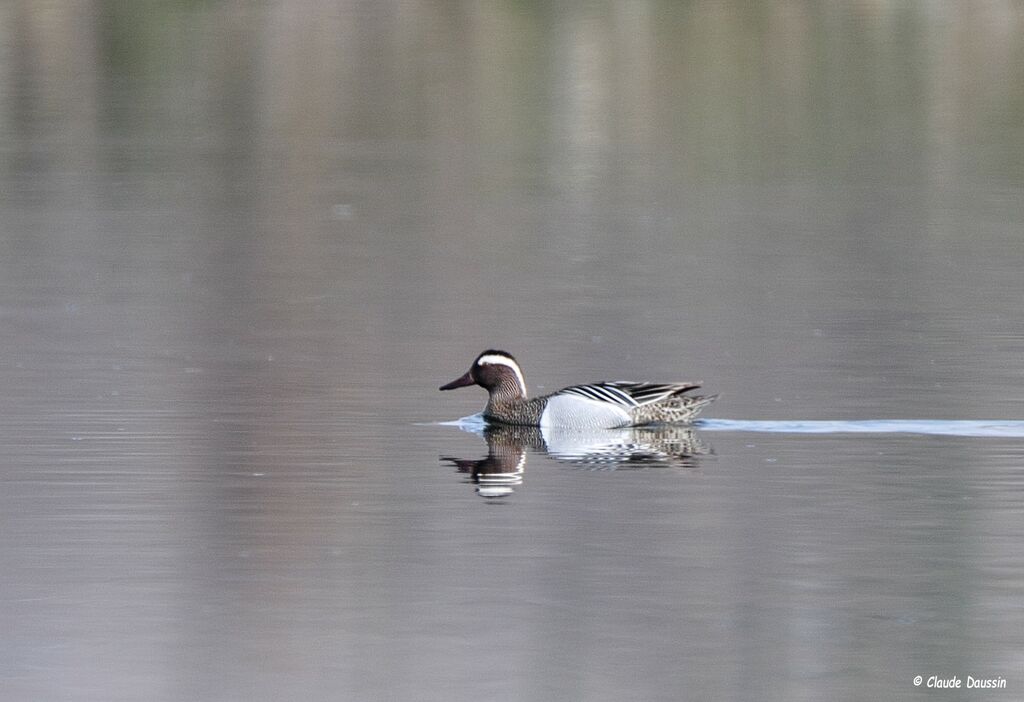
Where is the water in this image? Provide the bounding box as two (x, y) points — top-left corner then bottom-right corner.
(2, 3), (1024, 701)
(701, 419), (1024, 438)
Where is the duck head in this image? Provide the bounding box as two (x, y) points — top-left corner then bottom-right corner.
(439, 349), (527, 398)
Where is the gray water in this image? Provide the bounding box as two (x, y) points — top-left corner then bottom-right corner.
(3, 3), (1024, 701)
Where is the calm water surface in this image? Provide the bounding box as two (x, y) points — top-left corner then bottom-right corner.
(2, 3), (1024, 701)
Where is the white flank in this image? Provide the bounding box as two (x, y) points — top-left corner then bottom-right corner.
(477, 354), (527, 395)
(540, 394), (632, 430)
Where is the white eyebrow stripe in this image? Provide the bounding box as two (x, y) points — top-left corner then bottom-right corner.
(477, 354), (527, 394)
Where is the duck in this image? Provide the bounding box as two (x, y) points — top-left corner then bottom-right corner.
(439, 349), (716, 429)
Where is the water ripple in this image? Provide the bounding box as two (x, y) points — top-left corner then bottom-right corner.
(697, 419), (1024, 438)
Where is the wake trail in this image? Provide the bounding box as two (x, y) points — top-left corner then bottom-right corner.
(697, 419), (1024, 438)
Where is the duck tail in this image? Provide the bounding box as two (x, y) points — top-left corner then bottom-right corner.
(682, 393), (718, 417)
(632, 392), (718, 425)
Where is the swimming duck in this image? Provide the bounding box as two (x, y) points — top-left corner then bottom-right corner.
(439, 349), (716, 429)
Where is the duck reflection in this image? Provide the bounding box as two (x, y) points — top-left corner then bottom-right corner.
(442, 422), (712, 499)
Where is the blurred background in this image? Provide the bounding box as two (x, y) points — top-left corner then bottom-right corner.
(2, 2), (1023, 701)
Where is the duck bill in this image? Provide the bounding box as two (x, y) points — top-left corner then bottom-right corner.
(439, 371), (475, 391)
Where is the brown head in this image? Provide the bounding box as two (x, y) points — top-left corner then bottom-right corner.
(439, 349), (528, 399)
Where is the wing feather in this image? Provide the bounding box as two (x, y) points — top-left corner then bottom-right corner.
(560, 383), (638, 408)
(559, 381), (701, 408)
